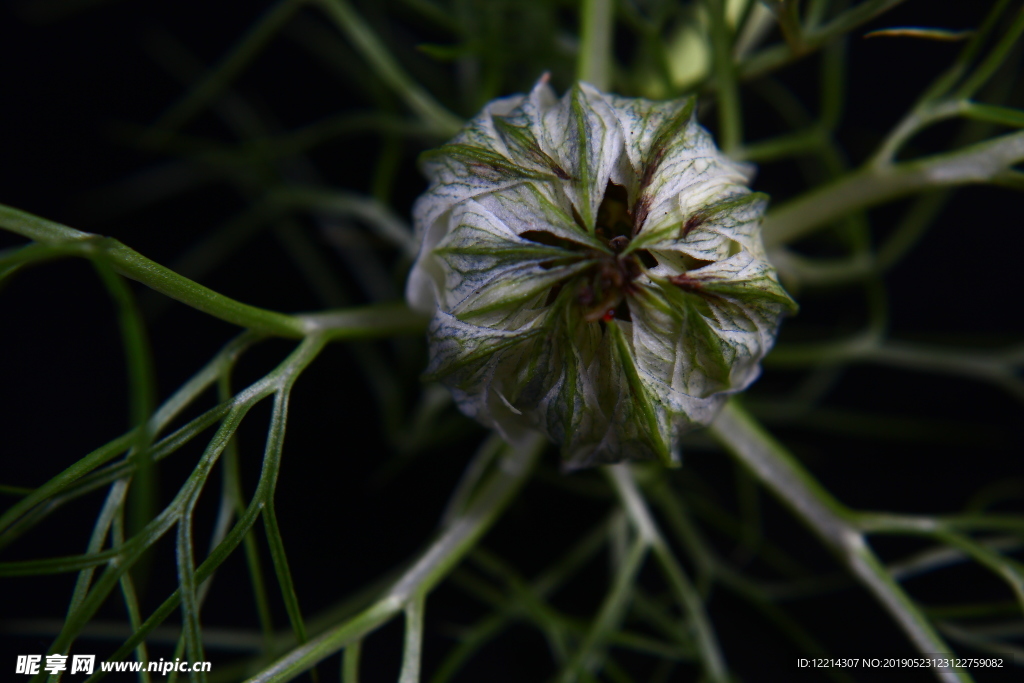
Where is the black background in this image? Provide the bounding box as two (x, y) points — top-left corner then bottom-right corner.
(1, 1), (1021, 682)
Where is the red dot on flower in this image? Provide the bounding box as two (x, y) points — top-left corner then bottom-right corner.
(602, 309), (615, 322)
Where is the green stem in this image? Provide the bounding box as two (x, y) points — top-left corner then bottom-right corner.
(342, 640), (361, 683)
(269, 186), (415, 255)
(153, 0), (306, 134)
(767, 339), (1024, 403)
(92, 260), (159, 541)
(766, 0), (804, 53)
(710, 401), (971, 682)
(245, 434), (545, 683)
(430, 520), (610, 683)
(0, 203), (429, 339)
(67, 482), (127, 617)
(304, 303), (429, 339)
(577, 0), (614, 91)
(605, 466), (728, 683)
(557, 539), (648, 683)
(112, 507), (153, 683)
(176, 507), (207, 680)
(220, 372), (276, 650)
(870, 100), (962, 166)
(0, 203), (306, 337)
(763, 129), (1024, 246)
(79, 337), (327, 682)
(738, 0), (910, 81)
(398, 596), (426, 683)
(955, 4), (1024, 101)
(0, 432), (135, 541)
(706, 0), (742, 154)
(314, 0), (462, 137)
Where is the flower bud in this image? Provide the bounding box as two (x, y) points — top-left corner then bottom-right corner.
(407, 77), (796, 469)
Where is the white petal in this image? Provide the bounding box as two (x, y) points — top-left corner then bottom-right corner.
(539, 83), (624, 232)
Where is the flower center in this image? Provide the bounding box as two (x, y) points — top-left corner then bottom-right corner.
(579, 181), (656, 323)
(524, 181), (657, 323)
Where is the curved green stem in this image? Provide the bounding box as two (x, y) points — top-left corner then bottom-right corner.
(0, 203), (429, 340)
(0, 203), (307, 337)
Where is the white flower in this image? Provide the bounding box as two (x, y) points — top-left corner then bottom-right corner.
(407, 77), (796, 469)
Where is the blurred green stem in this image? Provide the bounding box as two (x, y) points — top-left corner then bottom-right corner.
(606, 465), (728, 683)
(763, 0), (804, 52)
(739, 0), (910, 80)
(578, 0), (614, 91)
(245, 434), (546, 683)
(763, 129), (1024, 246)
(315, 0), (463, 137)
(706, 0), (742, 153)
(153, 0), (305, 134)
(710, 401), (971, 682)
